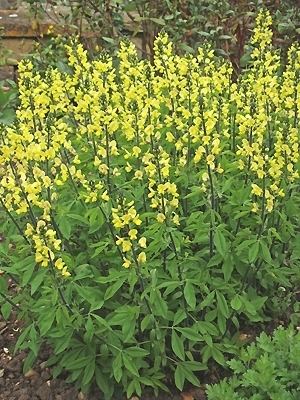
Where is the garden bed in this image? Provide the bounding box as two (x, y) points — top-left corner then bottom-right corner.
(0, 312), (208, 400)
(0, 312), (102, 400)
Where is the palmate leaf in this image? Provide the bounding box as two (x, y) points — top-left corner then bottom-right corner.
(174, 362), (201, 391)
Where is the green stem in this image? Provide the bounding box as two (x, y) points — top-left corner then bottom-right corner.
(0, 198), (30, 245)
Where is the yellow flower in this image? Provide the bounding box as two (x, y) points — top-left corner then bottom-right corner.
(55, 258), (64, 270)
(125, 163), (132, 173)
(137, 252), (146, 264)
(257, 169), (265, 179)
(166, 132), (175, 142)
(138, 237), (147, 248)
(37, 220), (46, 232)
(133, 217), (142, 226)
(173, 214), (180, 226)
(123, 257), (131, 269)
(202, 172), (209, 182)
(266, 198), (274, 212)
(116, 237), (123, 246)
(35, 252), (44, 263)
(206, 154), (215, 164)
(194, 146), (205, 163)
(113, 217), (124, 229)
(134, 170), (143, 180)
(216, 165), (224, 174)
(122, 240), (132, 253)
(25, 223), (34, 237)
(132, 146), (141, 157)
(129, 229), (138, 240)
(101, 190), (110, 202)
(203, 136), (210, 145)
(61, 266), (71, 277)
(251, 184), (263, 197)
(157, 213), (166, 223)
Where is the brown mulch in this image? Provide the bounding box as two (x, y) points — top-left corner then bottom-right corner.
(0, 314), (207, 400)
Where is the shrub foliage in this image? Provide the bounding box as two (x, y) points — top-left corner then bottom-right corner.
(207, 326), (300, 400)
(0, 10), (299, 399)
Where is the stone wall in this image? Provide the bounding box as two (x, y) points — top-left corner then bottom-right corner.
(0, 2), (143, 81)
(0, 1), (18, 9)
(0, 2), (80, 80)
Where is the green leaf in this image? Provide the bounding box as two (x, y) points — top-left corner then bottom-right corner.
(231, 294), (242, 311)
(173, 309), (187, 326)
(91, 242), (109, 258)
(104, 277), (127, 300)
(28, 325), (39, 356)
(171, 330), (185, 361)
(0, 109), (15, 125)
(184, 281), (196, 310)
(1, 302), (12, 320)
(14, 325), (31, 352)
(52, 364), (63, 378)
(222, 255), (234, 281)
(75, 284), (103, 309)
(242, 299), (257, 316)
(125, 347), (149, 358)
(84, 316), (95, 343)
(211, 347), (226, 366)
(91, 313), (111, 330)
(180, 364), (200, 386)
(176, 327), (201, 341)
(219, 34), (232, 40)
(248, 241), (260, 263)
(82, 357), (95, 386)
(39, 309), (56, 336)
(126, 379), (142, 399)
(88, 208), (104, 234)
(67, 213), (88, 224)
(217, 312), (227, 335)
(112, 353), (123, 383)
(95, 367), (113, 400)
(122, 353), (139, 377)
(22, 258), (36, 286)
(67, 356), (89, 370)
(174, 364), (185, 391)
(122, 316), (136, 342)
(150, 17), (166, 26)
(214, 228), (228, 258)
(201, 291), (215, 309)
(23, 350), (37, 374)
(0, 276), (7, 292)
(58, 218), (72, 239)
(216, 291), (229, 318)
(30, 269), (47, 295)
(102, 36), (116, 44)
(151, 290), (168, 318)
(141, 314), (154, 332)
(260, 240), (272, 264)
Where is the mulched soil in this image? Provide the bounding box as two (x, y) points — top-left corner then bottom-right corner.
(0, 313), (207, 400)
